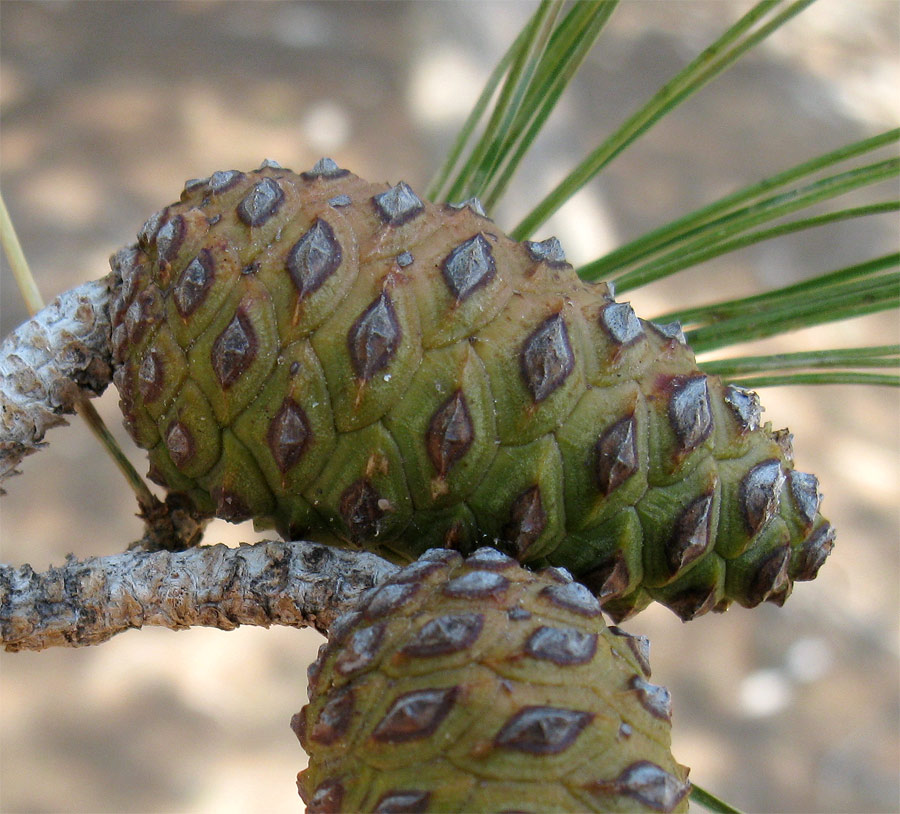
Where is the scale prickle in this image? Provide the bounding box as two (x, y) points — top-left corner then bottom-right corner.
(109, 159), (834, 621)
(293, 548), (691, 813)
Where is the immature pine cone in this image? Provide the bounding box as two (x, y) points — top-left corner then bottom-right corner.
(293, 547), (691, 813)
(109, 158), (834, 620)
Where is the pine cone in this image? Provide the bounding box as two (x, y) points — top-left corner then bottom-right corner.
(293, 547), (691, 813)
(109, 159), (834, 619)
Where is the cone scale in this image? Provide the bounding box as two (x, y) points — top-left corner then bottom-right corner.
(293, 548), (691, 813)
(109, 159), (834, 621)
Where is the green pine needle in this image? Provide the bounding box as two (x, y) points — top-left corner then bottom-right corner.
(700, 344), (899, 375)
(609, 201), (899, 292)
(723, 371), (899, 388)
(580, 128), (899, 282)
(431, 1), (618, 207)
(685, 271), (899, 353)
(700, 345), (899, 387)
(442, 0), (565, 204)
(657, 253), (898, 327)
(426, 24), (528, 202)
(512, 0), (817, 240)
(590, 156), (899, 291)
(690, 783), (745, 814)
(479, 1), (618, 210)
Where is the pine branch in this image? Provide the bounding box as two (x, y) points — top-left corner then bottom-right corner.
(0, 540), (399, 652)
(0, 278), (114, 488)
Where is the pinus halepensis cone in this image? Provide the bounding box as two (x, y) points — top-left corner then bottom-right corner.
(109, 159), (834, 620)
(292, 547), (691, 813)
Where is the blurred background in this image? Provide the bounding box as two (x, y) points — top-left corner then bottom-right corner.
(1, 1), (897, 811)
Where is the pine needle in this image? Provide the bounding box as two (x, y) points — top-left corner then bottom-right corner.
(512, 0), (818, 240)
(582, 128), (899, 281)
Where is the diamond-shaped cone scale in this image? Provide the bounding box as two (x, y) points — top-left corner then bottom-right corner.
(294, 549), (690, 813)
(109, 162), (832, 619)
(383, 342), (497, 510)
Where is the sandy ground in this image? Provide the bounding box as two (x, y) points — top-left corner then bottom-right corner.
(1, 2), (898, 812)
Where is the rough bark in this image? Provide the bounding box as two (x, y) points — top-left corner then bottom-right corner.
(0, 278), (114, 488)
(0, 540), (399, 652)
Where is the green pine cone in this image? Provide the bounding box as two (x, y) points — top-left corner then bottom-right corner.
(109, 159), (834, 620)
(293, 547), (691, 813)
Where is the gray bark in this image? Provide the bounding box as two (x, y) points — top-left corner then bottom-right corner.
(0, 540), (399, 652)
(0, 278), (113, 488)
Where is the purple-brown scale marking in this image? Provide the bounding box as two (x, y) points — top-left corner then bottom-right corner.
(599, 302), (645, 346)
(335, 623), (386, 676)
(210, 487), (252, 522)
(400, 613), (484, 657)
(441, 234), (496, 301)
(589, 761), (690, 813)
(173, 251), (215, 317)
(539, 582), (602, 617)
(581, 552), (632, 601)
(363, 582), (419, 620)
(137, 351), (165, 402)
(494, 706), (592, 754)
(665, 586), (720, 622)
(520, 313), (575, 402)
(426, 391), (474, 478)
(347, 292), (401, 381)
(164, 421), (195, 469)
(374, 790), (431, 814)
(211, 309), (258, 388)
(339, 478), (386, 543)
(629, 675), (672, 721)
(788, 471), (821, 527)
(137, 210), (164, 249)
(525, 237), (567, 267)
(310, 687), (355, 745)
(747, 546), (792, 606)
(442, 570), (509, 599)
(666, 493), (715, 574)
(387, 559), (452, 584)
(237, 177), (284, 227)
(373, 182), (424, 226)
(525, 626), (598, 666)
(267, 398), (311, 472)
(668, 375), (713, 452)
(465, 547), (517, 570)
(540, 565), (574, 584)
(302, 157), (349, 180)
(208, 169), (244, 195)
(305, 779), (344, 814)
(287, 219), (342, 298)
(594, 415), (639, 495)
(724, 384), (761, 433)
(608, 627), (652, 676)
(155, 215), (185, 264)
(792, 523), (835, 581)
(502, 485), (547, 556)
(371, 687), (457, 743)
(124, 287), (162, 346)
(741, 459), (784, 534)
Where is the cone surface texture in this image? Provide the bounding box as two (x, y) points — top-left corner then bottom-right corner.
(109, 160), (834, 619)
(293, 547), (690, 813)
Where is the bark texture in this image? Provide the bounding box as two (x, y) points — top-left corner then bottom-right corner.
(0, 278), (114, 488)
(0, 540), (399, 652)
